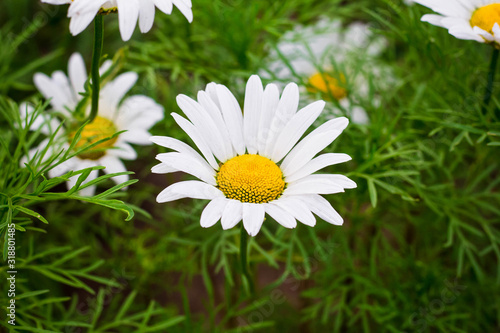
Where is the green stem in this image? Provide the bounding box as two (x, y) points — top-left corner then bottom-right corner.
(482, 48), (499, 115)
(87, 15), (104, 124)
(240, 225), (255, 295)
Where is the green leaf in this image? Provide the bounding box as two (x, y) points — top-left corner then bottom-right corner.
(367, 178), (378, 208)
(14, 205), (49, 224)
(73, 198), (135, 221)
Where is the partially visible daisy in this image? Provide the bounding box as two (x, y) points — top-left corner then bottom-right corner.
(151, 75), (356, 237)
(414, 0), (500, 46)
(41, 0), (193, 41)
(262, 18), (390, 125)
(24, 53), (164, 195)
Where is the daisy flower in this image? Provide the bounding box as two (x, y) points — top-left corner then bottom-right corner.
(151, 75), (356, 237)
(262, 18), (389, 125)
(24, 53), (164, 196)
(41, 0), (193, 41)
(414, 0), (500, 46)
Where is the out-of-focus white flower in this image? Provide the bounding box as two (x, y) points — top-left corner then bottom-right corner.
(23, 53), (164, 196)
(262, 18), (390, 125)
(41, 0), (193, 41)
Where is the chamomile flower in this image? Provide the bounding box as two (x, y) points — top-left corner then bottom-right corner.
(41, 0), (193, 41)
(151, 75), (356, 237)
(262, 18), (389, 125)
(414, 0), (500, 46)
(24, 53), (164, 196)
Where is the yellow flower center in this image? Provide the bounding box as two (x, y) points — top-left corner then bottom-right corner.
(69, 116), (118, 160)
(99, 8), (118, 15)
(216, 154), (285, 204)
(307, 72), (348, 100)
(470, 4), (500, 34)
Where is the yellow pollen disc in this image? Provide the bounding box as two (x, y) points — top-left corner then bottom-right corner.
(470, 4), (500, 34)
(69, 116), (118, 160)
(216, 154), (286, 204)
(99, 7), (118, 15)
(307, 72), (348, 100)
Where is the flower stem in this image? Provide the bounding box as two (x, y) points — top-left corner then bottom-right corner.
(240, 225), (255, 295)
(87, 15), (104, 124)
(482, 48), (499, 116)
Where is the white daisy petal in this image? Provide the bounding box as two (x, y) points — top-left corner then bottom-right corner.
(421, 14), (447, 28)
(100, 72), (139, 112)
(34, 73), (72, 112)
(285, 174), (357, 196)
(99, 60), (114, 75)
(299, 194), (344, 225)
(284, 177), (345, 196)
(152, 163), (177, 174)
(116, 95), (164, 130)
(200, 198), (227, 228)
(120, 129), (153, 145)
(156, 152), (216, 185)
(281, 117), (349, 176)
(154, 0), (173, 14)
(221, 199), (243, 230)
(108, 142), (138, 160)
(264, 203), (297, 229)
(205, 83), (221, 108)
(156, 181), (222, 203)
(116, 0), (140, 41)
(472, 26), (494, 41)
(171, 113), (219, 169)
(176, 94), (230, 162)
(69, 10), (98, 36)
(271, 100), (325, 162)
(172, 0), (193, 22)
(285, 153), (352, 182)
(197, 91), (234, 158)
(215, 84), (246, 155)
(273, 197), (316, 227)
(263, 82), (300, 157)
(243, 75), (264, 154)
(257, 83), (280, 155)
(138, 0), (156, 33)
(68, 53), (87, 97)
(67, 0), (107, 15)
(243, 203), (265, 237)
(42, 0), (72, 4)
(99, 155), (129, 185)
(150, 136), (216, 171)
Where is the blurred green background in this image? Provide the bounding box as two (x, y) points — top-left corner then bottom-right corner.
(0, 0), (499, 332)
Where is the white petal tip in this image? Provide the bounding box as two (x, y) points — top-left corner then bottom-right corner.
(150, 136), (164, 144)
